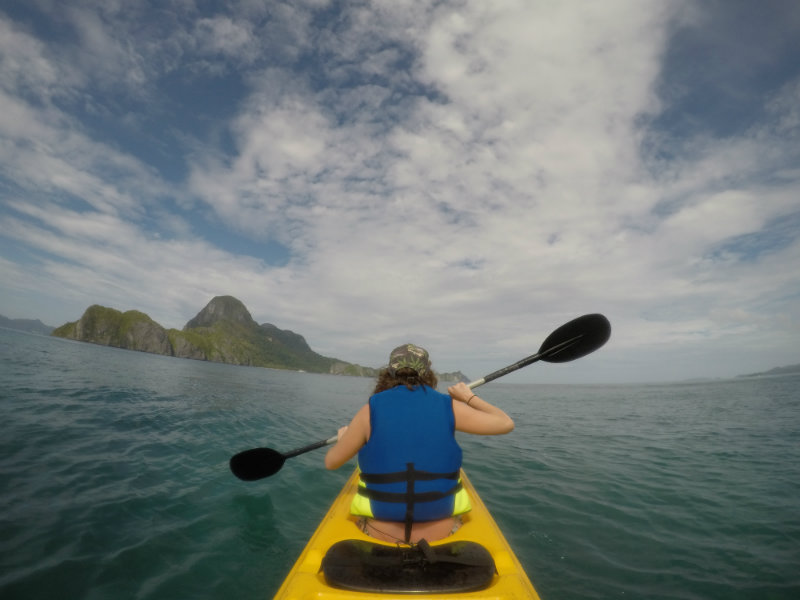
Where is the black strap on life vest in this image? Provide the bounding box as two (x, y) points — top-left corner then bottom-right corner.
(358, 463), (462, 543)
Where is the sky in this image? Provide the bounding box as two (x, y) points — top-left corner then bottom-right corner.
(1, 0), (799, 384)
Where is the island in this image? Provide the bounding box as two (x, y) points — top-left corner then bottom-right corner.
(738, 364), (800, 378)
(51, 295), (468, 382)
(0, 315), (54, 335)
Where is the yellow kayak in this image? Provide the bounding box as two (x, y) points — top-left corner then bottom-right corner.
(273, 469), (541, 599)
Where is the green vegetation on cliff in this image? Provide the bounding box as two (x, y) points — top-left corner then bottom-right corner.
(52, 296), (372, 375)
(53, 306), (172, 354)
(51, 295), (469, 381)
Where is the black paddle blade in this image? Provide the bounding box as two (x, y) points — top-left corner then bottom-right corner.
(229, 447), (286, 481)
(538, 313), (611, 363)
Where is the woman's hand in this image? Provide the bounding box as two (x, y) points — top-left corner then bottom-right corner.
(447, 382), (475, 403)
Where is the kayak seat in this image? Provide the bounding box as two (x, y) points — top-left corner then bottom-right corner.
(321, 538), (496, 593)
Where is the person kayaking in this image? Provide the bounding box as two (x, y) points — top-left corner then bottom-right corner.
(324, 343), (515, 543)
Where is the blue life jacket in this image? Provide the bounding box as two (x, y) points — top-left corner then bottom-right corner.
(352, 385), (470, 540)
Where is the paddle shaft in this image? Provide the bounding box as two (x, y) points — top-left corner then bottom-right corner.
(264, 339), (575, 459)
(467, 334), (582, 389)
(255, 341), (572, 461)
(230, 313), (609, 480)
(284, 435), (339, 458)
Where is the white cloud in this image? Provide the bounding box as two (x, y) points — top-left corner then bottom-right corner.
(0, 18), (65, 96)
(169, 0), (800, 378)
(196, 16), (256, 58)
(1, 1), (798, 383)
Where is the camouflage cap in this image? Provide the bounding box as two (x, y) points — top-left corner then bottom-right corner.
(388, 343), (431, 376)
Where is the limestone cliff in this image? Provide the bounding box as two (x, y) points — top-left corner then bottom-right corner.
(51, 296), (471, 381)
(184, 295), (256, 329)
(53, 297), (350, 375)
(53, 306), (172, 354)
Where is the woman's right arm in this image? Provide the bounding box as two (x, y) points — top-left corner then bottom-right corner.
(324, 403), (371, 469)
(449, 382), (514, 435)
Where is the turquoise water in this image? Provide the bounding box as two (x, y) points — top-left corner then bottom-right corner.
(1, 328), (798, 599)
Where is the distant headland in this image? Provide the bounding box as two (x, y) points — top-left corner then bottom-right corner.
(0, 315), (54, 335)
(738, 364), (800, 378)
(43, 296), (468, 382)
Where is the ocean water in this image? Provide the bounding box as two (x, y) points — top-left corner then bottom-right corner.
(1, 328), (798, 600)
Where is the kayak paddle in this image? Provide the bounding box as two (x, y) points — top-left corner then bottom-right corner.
(230, 435), (339, 481)
(229, 312), (611, 481)
(467, 312), (611, 388)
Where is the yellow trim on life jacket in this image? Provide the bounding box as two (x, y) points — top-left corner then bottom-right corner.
(349, 473), (472, 518)
(350, 477), (374, 518)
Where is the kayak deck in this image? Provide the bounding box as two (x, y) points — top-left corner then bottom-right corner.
(273, 469), (541, 599)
